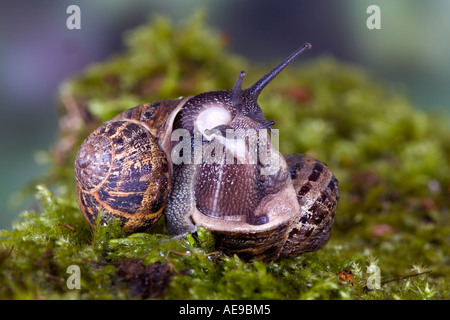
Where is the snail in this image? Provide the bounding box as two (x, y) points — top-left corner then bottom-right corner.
(74, 43), (339, 261)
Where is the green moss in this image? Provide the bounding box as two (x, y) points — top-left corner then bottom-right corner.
(1, 13), (449, 300)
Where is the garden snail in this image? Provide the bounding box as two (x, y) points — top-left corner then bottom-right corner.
(74, 43), (339, 261)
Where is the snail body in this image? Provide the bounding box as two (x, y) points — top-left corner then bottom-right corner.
(74, 43), (339, 261)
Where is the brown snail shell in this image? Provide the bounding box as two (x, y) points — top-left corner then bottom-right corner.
(75, 98), (190, 233)
(74, 43), (339, 261)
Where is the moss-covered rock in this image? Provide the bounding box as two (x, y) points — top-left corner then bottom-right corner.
(1, 12), (449, 300)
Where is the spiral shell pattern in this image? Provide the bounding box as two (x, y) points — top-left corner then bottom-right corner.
(75, 120), (170, 233)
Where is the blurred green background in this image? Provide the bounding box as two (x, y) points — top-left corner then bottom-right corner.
(1, 0), (449, 229)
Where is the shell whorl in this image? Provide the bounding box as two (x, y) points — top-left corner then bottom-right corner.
(75, 116), (170, 233)
(280, 154), (339, 258)
(75, 134), (112, 191)
(74, 98), (190, 233)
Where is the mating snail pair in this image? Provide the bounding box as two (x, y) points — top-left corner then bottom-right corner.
(74, 43), (339, 261)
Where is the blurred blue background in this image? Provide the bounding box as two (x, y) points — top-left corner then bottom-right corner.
(1, 0), (449, 229)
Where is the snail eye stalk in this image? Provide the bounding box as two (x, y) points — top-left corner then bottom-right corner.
(247, 42), (312, 100)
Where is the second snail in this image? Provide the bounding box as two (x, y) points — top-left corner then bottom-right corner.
(74, 43), (340, 262)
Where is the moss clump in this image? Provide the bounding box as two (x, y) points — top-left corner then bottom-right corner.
(1, 13), (449, 300)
